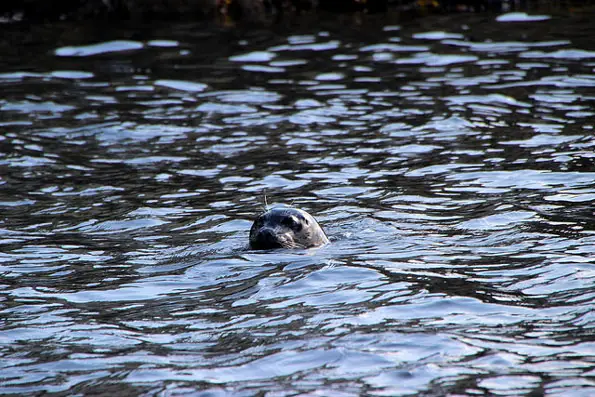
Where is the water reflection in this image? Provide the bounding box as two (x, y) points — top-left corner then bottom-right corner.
(1, 8), (594, 397)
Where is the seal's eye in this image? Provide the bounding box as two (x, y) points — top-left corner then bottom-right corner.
(281, 215), (302, 231)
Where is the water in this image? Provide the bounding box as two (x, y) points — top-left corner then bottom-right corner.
(1, 9), (594, 396)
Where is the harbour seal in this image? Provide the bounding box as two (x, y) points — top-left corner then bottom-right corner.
(249, 207), (329, 250)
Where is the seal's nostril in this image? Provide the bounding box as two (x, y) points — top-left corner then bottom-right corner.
(256, 228), (283, 249)
(260, 229), (275, 241)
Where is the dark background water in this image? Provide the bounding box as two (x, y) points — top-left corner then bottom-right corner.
(1, 8), (594, 396)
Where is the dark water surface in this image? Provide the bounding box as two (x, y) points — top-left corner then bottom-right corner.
(1, 9), (594, 396)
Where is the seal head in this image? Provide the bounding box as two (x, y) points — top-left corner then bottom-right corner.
(249, 207), (329, 250)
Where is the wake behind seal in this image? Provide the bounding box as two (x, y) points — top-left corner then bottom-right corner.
(249, 207), (329, 250)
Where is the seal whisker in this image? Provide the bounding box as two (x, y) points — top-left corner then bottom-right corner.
(262, 189), (269, 212)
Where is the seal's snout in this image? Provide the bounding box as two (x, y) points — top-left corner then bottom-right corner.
(255, 228), (285, 249)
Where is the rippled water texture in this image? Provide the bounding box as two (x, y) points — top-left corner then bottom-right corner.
(1, 10), (594, 396)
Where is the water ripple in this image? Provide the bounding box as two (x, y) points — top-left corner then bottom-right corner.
(1, 10), (594, 396)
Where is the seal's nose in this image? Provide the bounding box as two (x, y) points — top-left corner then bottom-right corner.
(258, 228), (281, 247)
